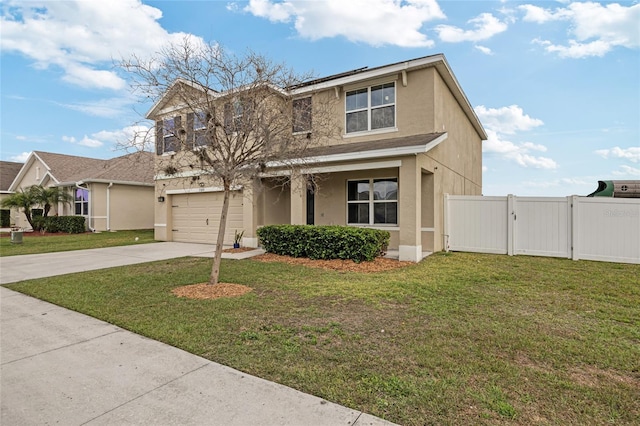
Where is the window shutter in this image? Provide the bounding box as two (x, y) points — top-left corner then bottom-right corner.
(173, 115), (182, 151)
(155, 121), (163, 155)
(186, 113), (194, 149)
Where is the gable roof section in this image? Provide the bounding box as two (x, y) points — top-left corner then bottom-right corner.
(0, 161), (23, 192)
(291, 54), (487, 141)
(145, 54), (486, 141)
(9, 151), (154, 191)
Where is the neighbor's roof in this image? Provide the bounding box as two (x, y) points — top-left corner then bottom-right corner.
(0, 161), (23, 192)
(9, 151), (154, 191)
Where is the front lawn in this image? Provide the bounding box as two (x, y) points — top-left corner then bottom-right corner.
(6, 252), (639, 425)
(0, 229), (155, 256)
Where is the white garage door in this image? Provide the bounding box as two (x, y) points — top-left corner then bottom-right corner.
(171, 191), (244, 244)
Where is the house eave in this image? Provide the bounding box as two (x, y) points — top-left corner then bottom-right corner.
(55, 179), (154, 187)
(267, 133), (448, 168)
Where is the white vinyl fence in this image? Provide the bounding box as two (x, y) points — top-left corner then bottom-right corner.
(444, 195), (640, 264)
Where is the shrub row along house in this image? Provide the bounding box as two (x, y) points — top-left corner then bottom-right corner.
(149, 53), (486, 262)
(5, 151), (154, 231)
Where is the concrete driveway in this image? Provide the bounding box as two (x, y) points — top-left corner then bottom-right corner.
(0, 243), (396, 425)
(0, 242), (221, 284)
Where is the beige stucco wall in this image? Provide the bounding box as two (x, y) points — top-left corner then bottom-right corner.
(152, 62), (484, 257)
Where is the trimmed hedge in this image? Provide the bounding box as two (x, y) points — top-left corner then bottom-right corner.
(32, 216), (86, 234)
(257, 225), (389, 262)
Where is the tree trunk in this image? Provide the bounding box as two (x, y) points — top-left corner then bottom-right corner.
(209, 182), (231, 285)
(24, 208), (35, 230)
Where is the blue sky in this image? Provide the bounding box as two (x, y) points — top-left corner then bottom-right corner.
(1, 0), (638, 196)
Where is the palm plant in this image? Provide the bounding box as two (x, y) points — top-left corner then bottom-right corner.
(32, 186), (73, 217)
(0, 186), (39, 229)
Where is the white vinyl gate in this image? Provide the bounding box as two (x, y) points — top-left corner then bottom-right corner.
(445, 194), (640, 264)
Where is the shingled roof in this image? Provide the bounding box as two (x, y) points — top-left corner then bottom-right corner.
(0, 161), (23, 192)
(8, 151), (154, 191)
(33, 151), (154, 185)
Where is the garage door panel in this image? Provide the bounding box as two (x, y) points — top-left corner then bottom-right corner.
(171, 192), (243, 244)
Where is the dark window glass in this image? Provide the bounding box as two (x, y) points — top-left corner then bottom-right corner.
(293, 97), (312, 133)
(373, 179), (398, 200)
(346, 111), (368, 133)
(346, 88), (368, 111)
(371, 105), (395, 130)
(348, 181), (369, 201)
(348, 204), (369, 224)
(374, 202), (397, 224)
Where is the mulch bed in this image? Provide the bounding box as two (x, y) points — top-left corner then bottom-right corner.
(172, 252), (412, 300)
(172, 283), (253, 300)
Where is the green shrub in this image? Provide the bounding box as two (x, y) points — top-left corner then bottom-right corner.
(257, 225), (389, 263)
(31, 216), (86, 234)
(57, 216), (86, 233)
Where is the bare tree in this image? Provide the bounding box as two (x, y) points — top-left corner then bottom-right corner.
(120, 38), (338, 284)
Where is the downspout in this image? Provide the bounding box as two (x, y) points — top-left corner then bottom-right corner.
(107, 182), (113, 231)
(75, 182), (94, 232)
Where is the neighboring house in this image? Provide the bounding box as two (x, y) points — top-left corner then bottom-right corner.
(0, 161), (24, 227)
(8, 151), (155, 231)
(149, 54), (486, 261)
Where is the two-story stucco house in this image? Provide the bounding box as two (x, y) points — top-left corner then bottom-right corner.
(8, 151), (155, 231)
(150, 54), (486, 262)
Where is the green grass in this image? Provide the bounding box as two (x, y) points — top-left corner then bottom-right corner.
(0, 229), (155, 256)
(6, 252), (640, 425)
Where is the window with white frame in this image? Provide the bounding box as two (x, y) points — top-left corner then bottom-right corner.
(345, 82), (395, 134)
(293, 97), (312, 133)
(156, 116), (180, 154)
(347, 178), (398, 225)
(74, 188), (89, 216)
(194, 111), (208, 147)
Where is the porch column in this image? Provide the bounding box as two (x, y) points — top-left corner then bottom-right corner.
(242, 179), (260, 248)
(399, 156), (422, 262)
(290, 173), (306, 225)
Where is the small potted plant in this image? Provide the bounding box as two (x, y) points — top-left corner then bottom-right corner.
(233, 229), (244, 249)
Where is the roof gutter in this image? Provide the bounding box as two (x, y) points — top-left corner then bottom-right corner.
(56, 179), (154, 187)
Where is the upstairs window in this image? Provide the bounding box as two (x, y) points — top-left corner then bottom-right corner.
(155, 116), (180, 154)
(193, 111), (208, 147)
(293, 97), (312, 133)
(346, 82), (395, 134)
(347, 178), (398, 225)
(224, 98), (249, 134)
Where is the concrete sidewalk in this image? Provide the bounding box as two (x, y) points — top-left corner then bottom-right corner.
(0, 244), (396, 425)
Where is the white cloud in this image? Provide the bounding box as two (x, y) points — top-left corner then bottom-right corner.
(62, 135), (102, 148)
(242, 0), (445, 47)
(58, 96), (137, 119)
(78, 137), (104, 148)
(436, 12), (508, 42)
(0, 0), (201, 90)
(595, 146), (640, 163)
(612, 165), (640, 177)
(15, 135), (27, 141)
(521, 2), (640, 58)
(474, 45), (494, 55)
(63, 125), (153, 151)
(475, 105), (544, 135)
(10, 152), (31, 162)
(477, 106), (556, 169)
(483, 130), (558, 169)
